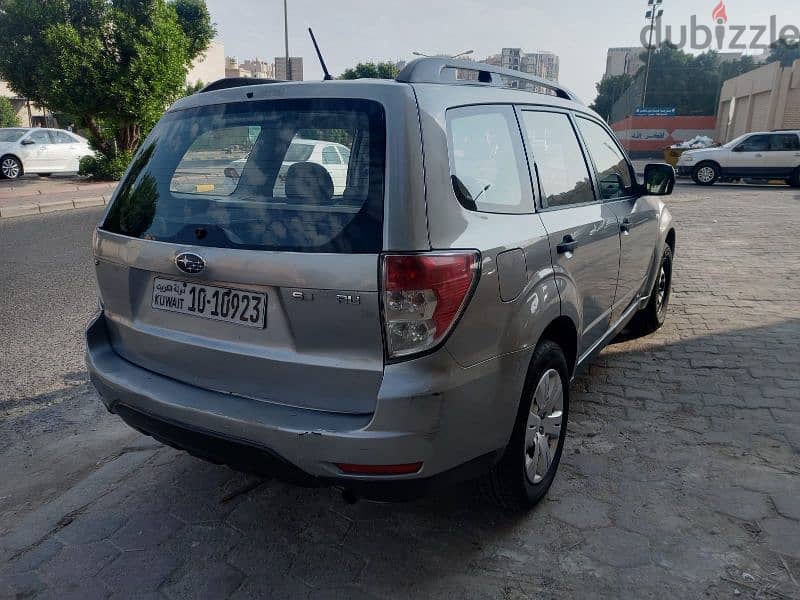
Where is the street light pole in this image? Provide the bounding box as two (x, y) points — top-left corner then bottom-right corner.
(283, 0), (291, 81)
(641, 0), (664, 108)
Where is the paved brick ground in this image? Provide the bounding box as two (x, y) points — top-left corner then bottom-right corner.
(1, 184), (799, 599)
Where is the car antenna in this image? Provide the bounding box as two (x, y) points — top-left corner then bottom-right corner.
(308, 28), (333, 80)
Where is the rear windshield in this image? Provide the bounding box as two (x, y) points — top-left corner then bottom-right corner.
(0, 129), (26, 142)
(102, 99), (386, 253)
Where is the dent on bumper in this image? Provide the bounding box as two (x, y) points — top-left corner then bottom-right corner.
(85, 313), (520, 484)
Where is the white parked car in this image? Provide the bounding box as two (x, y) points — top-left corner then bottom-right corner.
(225, 138), (351, 196)
(677, 130), (800, 187)
(0, 127), (95, 180)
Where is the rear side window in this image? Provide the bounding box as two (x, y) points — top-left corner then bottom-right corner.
(520, 111), (595, 208)
(102, 99), (386, 253)
(446, 105), (532, 214)
(770, 134), (800, 151)
(576, 117), (634, 200)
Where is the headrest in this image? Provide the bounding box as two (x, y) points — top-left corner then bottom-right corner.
(284, 162), (334, 203)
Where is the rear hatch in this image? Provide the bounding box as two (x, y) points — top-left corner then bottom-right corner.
(95, 97), (387, 414)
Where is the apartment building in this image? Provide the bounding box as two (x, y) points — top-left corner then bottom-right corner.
(274, 57), (304, 81)
(498, 48), (560, 81)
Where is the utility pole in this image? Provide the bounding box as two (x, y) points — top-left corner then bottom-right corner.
(641, 0), (664, 108)
(283, 0), (291, 81)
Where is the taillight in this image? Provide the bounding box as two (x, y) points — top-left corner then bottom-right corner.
(382, 251), (480, 359)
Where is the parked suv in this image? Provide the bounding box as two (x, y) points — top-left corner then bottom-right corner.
(86, 58), (676, 509)
(677, 130), (800, 187)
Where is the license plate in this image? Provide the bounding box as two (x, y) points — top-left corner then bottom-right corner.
(151, 278), (266, 328)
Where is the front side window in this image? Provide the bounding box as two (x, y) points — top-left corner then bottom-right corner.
(770, 134), (800, 151)
(446, 105), (531, 214)
(27, 130), (53, 144)
(102, 99), (386, 253)
(737, 135), (770, 152)
(520, 111), (595, 208)
(0, 129), (26, 143)
(576, 117), (634, 200)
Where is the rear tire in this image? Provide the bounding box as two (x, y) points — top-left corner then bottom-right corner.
(692, 162), (719, 186)
(482, 340), (569, 511)
(630, 245), (673, 336)
(789, 169), (800, 188)
(0, 156), (22, 180)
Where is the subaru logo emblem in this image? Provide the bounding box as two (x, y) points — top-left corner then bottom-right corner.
(175, 252), (205, 275)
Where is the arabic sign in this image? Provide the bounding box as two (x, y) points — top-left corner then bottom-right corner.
(615, 129), (669, 141)
(634, 107), (678, 117)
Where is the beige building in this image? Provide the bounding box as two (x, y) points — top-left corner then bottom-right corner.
(186, 40), (225, 87)
(716, 59), (800, 142)
(604, 47), (645, 79)
(0, 80), (49, 127)
(225, 56), (276, 79)
(499, 48), (560, 81)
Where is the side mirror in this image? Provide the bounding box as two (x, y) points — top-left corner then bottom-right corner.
(642, 163), (675, 196)
(21, 139), (35, 146)
(732, 145), (743, 153)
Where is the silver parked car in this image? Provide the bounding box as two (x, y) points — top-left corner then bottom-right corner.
(87, 58), (676, 509)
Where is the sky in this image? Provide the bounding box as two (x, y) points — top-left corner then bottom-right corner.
(204, 0), (798, 104)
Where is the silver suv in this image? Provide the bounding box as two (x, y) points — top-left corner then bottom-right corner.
(86, 58), (676, 509)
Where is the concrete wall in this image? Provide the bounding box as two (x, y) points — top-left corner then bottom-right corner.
(611, 115), (717, 158)
(716, 59), (800, 141)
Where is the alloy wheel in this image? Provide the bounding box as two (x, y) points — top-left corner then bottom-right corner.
(524, 368), (564, 484)
(1, 158), (20, 179)
(697, 166), (716, 184)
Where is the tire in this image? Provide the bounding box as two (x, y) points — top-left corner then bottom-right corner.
(789, 169), (800, 188)
(0, 156), (22, 180)
(692, 162), (719, 186)
(630, 245), (673, 336)
(482, 340), (569, 511)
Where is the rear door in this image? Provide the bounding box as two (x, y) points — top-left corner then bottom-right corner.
(518, 108), (620, 355)
(575, 115), (659, 321)
(49, 130), (81, 171)
(768, 133), (800, 177)
(95, 98), (387, 415)
(321, 144), (348, 194)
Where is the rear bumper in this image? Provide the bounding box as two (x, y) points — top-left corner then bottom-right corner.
(86, 313), (527, 497)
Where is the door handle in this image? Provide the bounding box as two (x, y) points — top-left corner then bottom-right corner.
(557, 235), (578, 254)
(620, 218), (631, 233)
(755, 153), (763, 158)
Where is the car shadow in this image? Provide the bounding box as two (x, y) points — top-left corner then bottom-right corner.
(78, 318), (799, 595)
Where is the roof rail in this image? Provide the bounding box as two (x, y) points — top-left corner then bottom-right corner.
(395, 57), (581, 103)
(199, 77), (286, 93)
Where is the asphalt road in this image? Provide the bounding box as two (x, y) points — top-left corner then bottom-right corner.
(0, 207), (101, 406)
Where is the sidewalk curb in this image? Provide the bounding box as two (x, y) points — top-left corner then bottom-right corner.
(0, 196), (109, 219)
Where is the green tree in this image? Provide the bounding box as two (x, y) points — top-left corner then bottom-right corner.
(0, 97), (19, 127)
(590, 74), (634, 120)
(0, 0), (214, 158)
(339, 62), (399, 80)
(185, 80), (206, 96)
(768, 38), (800, 67)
